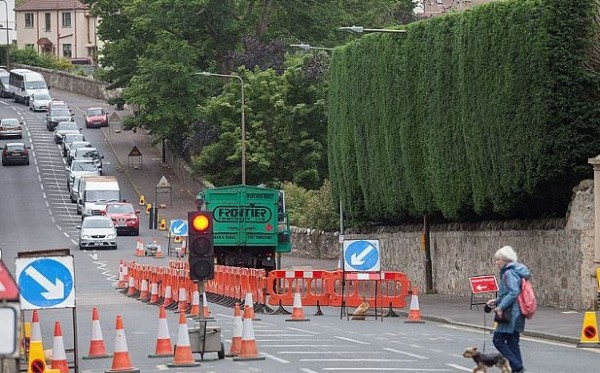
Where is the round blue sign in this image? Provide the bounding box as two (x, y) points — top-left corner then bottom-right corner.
(19, 258), (74, 308)
(344, 240), (380, 271)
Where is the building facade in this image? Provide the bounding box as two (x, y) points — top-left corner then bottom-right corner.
(15, 0), (100, 63)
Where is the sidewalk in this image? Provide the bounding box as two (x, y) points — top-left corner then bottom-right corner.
(100, 111), (586, 347)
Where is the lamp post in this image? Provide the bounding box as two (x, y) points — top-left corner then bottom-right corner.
(338, 25), (407, 34)
(290, 43), (334, 51)
(192, 71), (246, 185)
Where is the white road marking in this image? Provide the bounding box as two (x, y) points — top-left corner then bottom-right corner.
(383, 348), (428, 360)
(322, 369), (450, 372)
(287, 326), (320, 334)
(300, 359), (415, 362)
(261, 344), (341, 348)
(279, 351), (384, 355)
(300, 369), (320, 373)
(334, 336), (370, 345)
(261, 352), (289, 363)
(445, 363), (472, 371)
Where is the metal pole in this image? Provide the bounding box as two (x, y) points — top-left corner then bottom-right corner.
(424, 214), (433, 292)
(238, 76), (245, 185)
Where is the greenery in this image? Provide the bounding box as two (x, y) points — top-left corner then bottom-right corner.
(283, 179), (339, 231)
(10, 47), (73, 70)
(328, 0), (600, 223)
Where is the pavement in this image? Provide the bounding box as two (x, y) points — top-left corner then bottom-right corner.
(99, 104), (587, 347)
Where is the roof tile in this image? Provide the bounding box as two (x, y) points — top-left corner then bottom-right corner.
(15, 0), (89, 12)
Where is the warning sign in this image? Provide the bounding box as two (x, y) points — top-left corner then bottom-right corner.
(128, 146), (142, 157)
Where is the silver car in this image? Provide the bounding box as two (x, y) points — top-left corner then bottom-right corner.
(29, 92), (52, 111)
(76, 216), (117, 250)
(67, 159), (99, 191)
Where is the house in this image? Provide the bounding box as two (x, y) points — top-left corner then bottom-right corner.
(15, 0), (100, 63)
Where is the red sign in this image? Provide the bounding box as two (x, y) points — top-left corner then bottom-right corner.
(469, 275), (498, 294)
(0, 260), (19, 301)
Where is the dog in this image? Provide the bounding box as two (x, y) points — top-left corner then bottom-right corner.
(463, 347), (512, 373)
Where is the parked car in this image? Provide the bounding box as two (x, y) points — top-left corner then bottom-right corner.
(73, 147), (104, 175)
(54, 121), (81, 144)
(76, 216), (117, 250)
(67, 141), (92, 165)
(29, 92), (52, 111)
(104, 202), (140, 236)
(84, 107), (109, 128)
(0, 118), (23, 139)
(2, 142), (30, 166)
(61, 133), (85, 157)
(66, 159), (99, 191)
(48, 100), (69, 112)
(46, 107), (73, 131)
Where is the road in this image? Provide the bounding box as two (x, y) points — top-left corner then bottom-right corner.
(0, 91), (599, 372)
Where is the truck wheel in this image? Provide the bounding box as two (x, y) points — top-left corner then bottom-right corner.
(218, 342), (225, 359)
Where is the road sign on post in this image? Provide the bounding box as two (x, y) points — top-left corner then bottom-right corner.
(16, 256), (75, 310)
(170, 219), (189, 237)
(469, 275), (498, 294)
(343, 240), (381, 272)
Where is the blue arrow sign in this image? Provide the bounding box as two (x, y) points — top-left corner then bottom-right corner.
(17, 257), (75, 309)
(170, 219), (188, 237)
(343, 240), (380, 272)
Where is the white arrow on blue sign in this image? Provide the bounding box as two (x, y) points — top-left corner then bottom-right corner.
(170, 219), (188, 237)
(15, 256), (75, 310)
(343, 240), (381, 272)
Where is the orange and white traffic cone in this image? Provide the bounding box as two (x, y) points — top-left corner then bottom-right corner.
(286, 287), (309, 322)
(163, 284), (174, 308)
(148, 281), (159, 304)
(176, 286), (188, 313)
(138, 279), (150, 302)
(135, 238), (145, 257)
(167, 311), (200, 367)
(404, 288), (425, 324)
(202, 292), (211, 318)
(116, 260), (128, 289)
(233, 305), (265, 361)
(226, 303), (243, 357)
(51, 322), (68, 373)
(83, 307), (112, 359)
(155, 244), (164, 258)
(148, 306), (174, 358)
(188, 290), (200, 317)
(105, 316), (140, 373)
(244, 292), (259, 321)
(30, 310), (43, 348)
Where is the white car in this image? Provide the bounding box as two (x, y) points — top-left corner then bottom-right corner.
(29, 92), (52, 111)
(76, 216), (117, 250)
(67, 159), (99, 191)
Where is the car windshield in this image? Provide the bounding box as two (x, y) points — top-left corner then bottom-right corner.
(34, 93), (51, 100)
(57, 123), (78, 131)
(52, 109), (71, 117)
(87, 109), (104, 116)
(76, 149), (99, 159)
(6, 144), (25, 151)
(25, 81), (47, 90)
(71, 162), (97, 171)
(107, 204), (134, 214)
(83, 219), (113, 229)
(86, 190), (120, 202)
(2, 118), (19, 126)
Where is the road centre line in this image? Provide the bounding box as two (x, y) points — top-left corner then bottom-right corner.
(300, 359), (416, 362)
(333, 336), (370, 345)
(254, 334), (314, 337)
(286, 326), (320, 334)
(260, 352), (290, 363)
(257, 339), (331, 342)
(260, 344), (342, 348)
(279, 351), (385, 355)
(383, 348), (428, 360)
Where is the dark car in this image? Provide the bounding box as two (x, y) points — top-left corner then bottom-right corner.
(54, 121), (81, 144)
(46, 108), (74, 131)
(84, 107), (109, 128)
(2, 142), (30, 166)
(104, 202), (140, 236)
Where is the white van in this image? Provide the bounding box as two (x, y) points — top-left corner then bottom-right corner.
(78, 176), (121, 220)
(9, 69), (49, 105)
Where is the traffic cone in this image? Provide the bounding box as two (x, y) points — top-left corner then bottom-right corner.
(188, 290), (200, 316)
(404, 288), (425, 323)
(202, 292), (211, 318)
(135, 238), (144, 257)
(167, 311), (200, 367)
(577, 311), (600, 348)
(148, 306), (174, 358)
(116, 260), (128, 289)
(31, 310), (43, 347)
(163, 284), (174, 308)
(105, 316), (140, 373)
(28, 340), (46, 373)
(126, 276), (137, 297)
(244, 292), (260, 321)
(286, 287), (309, 322)
(233, 305), (265, 361)
(176, 286), (188, 313)
(83, 308), (112, 359)
(51, 322), (68, 373)
(138, 279), (149, 302)
(148, 281), (159, 304)
(226, 303), (243, 357)
(155, 244), (164, 258)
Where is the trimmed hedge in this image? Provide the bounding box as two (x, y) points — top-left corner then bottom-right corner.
(328, 0), (600, 223)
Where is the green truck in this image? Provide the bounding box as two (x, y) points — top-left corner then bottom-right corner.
(195, 185), (292, 271)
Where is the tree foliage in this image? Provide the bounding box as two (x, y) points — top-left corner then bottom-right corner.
(328, 0), (600, 223)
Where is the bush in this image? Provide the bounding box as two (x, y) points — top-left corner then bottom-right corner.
(283, 180), (338, 231)
(10, 48), (73, 70)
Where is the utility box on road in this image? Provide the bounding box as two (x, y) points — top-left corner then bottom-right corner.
(188, 323), (225, 360)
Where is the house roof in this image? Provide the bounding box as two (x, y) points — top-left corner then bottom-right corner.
(15, 0), (89, 12)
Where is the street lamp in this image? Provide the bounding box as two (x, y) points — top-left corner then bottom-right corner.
(192, 71), (246, 185)
(0, 0), (8, 46)
(338, 25), (407, 34)
(290, 43), (334, 51)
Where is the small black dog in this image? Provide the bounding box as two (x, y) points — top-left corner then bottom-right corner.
(463, 347), (512, 373)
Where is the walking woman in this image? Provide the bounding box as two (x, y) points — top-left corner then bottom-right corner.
(486, 245), (530, 373)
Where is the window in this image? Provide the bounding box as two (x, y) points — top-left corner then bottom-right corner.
(62, 44), (72, 58)
(44, 13), (51, 31)
(24, 13), (34, 28)
(62, 12), (72, 28)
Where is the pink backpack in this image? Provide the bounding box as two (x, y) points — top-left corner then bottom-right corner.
(517, 278), (537, 319)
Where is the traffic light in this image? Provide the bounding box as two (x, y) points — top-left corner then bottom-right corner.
(188, 211), (214, 281)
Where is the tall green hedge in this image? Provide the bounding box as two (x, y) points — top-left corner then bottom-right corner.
(328, 0), (600, 223)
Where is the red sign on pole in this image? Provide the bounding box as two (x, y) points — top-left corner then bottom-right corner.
(469, 275), (498, 294)
(0, 260), (19, 301)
